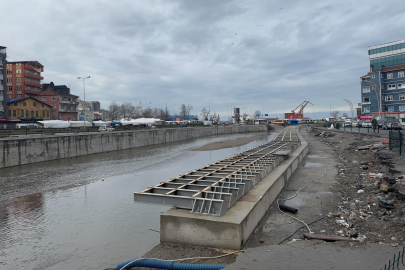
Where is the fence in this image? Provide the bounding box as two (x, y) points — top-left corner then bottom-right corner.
(389, 129), (403, 155)
(381, 246), (405, 270)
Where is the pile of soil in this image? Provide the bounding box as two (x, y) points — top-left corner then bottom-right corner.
(310, 128), (405, 246)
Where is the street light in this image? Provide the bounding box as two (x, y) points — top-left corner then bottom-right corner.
(77, 76), (90, 131)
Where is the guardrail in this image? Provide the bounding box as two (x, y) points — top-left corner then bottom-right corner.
(381, 246), (405, 270)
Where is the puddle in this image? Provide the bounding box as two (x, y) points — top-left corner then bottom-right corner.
(304, 162), (323, 167)
(307, 155), (321, 158)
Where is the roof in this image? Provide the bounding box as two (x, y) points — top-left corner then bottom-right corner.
(7, 97), (52, 108)
(374, 64), (405, 72)
(0, 46), (6, 49)
(7, 61), (44, 67)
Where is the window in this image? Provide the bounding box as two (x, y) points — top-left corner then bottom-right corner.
(21, 110), (24, 117)
(42, 111), (45, 117)
(399, 71), (405, 78)
(16, 78), (22, 82)
(400, 106), (405, 112)
(387, 73), (393, 79)
(17, 86), (21, 91)
(36, 111), (38, 117)
(52, 104), (56, 109)
(386, 95), (393, 101)
(362, 86), (370, 93)
(0, 90), (2, 96)
(47, 111), (49, 117)
(372, 74), (375, 78)
(6, 69), (12, 74)
(364, 107), (370, 113)
(17, 94), (21, 98)
(41, 104), (44, 108)
(13, 110), (16, 117)
(388, 84), (396, 90)
(400, 94), (405, 100)
(31, 111), (34, 117)
(33, 102), (36, 107)
(388, 106), (394, 112)
(23, 102), (26, 106)
(372, 85), (377, 90)
(398, 83), (405, 89)
(64, 97), (68, 100)
(26, 86), (31, 90)
(25, 111), (28, 118)
(363, 97), (370, 102)
(7, 86), (12, 91)
(42, 97), (47, 101)
(51, 97), (56, 101)
(16, 69), (21, 74)
(6, 78), (12, 83)
(7, 94), (12, 98)
(8, 110), (11, 116)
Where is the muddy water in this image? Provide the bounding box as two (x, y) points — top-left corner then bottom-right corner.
(0, 132), (275, 270)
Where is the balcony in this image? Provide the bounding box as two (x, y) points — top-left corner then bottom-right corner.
(25, 81), (43, 88)
(60, 100), (78, 105)
(24, 89), (41, 95)
(25, 72), (44, 80)
(25, 64), (43, 73)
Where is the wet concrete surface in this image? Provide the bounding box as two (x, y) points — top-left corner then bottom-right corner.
(0, 131), (274, 270)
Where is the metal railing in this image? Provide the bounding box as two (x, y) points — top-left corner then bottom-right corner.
(381, 246), (405, 270)
(389, 129), (403, 155)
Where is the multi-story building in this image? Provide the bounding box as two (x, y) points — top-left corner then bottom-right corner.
(6, 61), (44, 100)
(77, 100), (94, 122)
(89, 101), (100, 112)
(40, 82), (79, 121)
(0, 46), (6, 120)
(360, 39), (405, 122)
(7, 97), (52, 120)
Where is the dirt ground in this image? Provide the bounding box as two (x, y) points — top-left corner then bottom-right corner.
(310, 127), (405, 246)
(192, 134), (268, 151)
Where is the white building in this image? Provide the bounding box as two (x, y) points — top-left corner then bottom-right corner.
(77, 100), (94, 122)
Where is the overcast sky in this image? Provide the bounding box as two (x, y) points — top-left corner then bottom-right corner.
(2, 0), (405, 119)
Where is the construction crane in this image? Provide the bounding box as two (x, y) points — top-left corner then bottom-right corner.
(285, 101), (314, 119)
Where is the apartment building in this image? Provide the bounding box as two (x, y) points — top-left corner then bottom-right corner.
(6, 61), (44, 100)
(0, 46), (6, 120)
(40, 82), (79, 120)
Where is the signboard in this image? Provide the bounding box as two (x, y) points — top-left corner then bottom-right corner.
(256, 114), (260, 117)
(359, 115), (372, 120)
(176, 118), (180, 121)
(265, 114), (268, 116)
(0, 118), (8, 122)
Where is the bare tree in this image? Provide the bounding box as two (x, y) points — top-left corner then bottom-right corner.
(342, 113), (348, 118)
(186, 104), (193, 119)
(179, 104), (187, 120)
(331, 111), (339, 118)
(143, 108), (152, 118)
(254, 110), (261, 118)
(200, 107), (209, 121)
(109, 101), (120, 121)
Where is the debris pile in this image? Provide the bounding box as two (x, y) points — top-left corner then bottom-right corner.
(310, 128), (405, 246)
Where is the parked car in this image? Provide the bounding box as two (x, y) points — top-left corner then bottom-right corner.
(377, 119), (384, 128)
(98, 126), (115, 132)
(362, 121), (372, 128)
(344, 121), (352, 127)
(382, 118), (401, 129)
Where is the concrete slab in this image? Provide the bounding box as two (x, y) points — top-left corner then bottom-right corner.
(160, 129), (309, 249)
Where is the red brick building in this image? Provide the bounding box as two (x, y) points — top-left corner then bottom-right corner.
(6, 61), (44, 99)
(39, 82), (78, 121)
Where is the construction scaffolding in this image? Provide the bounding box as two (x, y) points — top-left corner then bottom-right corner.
(134, 127), (301, 217)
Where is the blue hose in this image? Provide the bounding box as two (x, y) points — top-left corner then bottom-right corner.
(115, 258), (228, 270)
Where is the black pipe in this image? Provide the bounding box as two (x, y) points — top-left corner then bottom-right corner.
(279, 205), (298, 214)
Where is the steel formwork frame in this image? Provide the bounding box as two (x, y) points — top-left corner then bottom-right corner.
(134, 127), (300, 216)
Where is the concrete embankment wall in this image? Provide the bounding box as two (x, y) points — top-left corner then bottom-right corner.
(0, 125), (267, 168)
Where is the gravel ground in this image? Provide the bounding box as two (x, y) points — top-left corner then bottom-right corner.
(310, 127), (405, 246)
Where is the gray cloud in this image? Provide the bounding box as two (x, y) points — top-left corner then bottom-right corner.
(2, 0), (405, 117)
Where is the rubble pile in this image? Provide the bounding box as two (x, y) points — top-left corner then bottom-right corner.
(311, 128), (405, 246)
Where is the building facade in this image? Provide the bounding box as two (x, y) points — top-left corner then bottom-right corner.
(7, 97), (52, 121)
(6, 61), (44, 100)
(0, 46), (6, 119)
(40, 82), (78, 120)
(361, 39), (405, 122)
(77, 100), (94, 122)
(89, 101), (100, 112)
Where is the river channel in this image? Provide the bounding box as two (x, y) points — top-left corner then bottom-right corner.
(0, 131), (275, 270)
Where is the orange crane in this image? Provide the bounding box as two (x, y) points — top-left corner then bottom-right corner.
(285, 101), (314, 119)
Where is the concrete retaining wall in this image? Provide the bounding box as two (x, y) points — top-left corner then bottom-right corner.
(0, 125), (267, 168)
(160, 129), (308, 250)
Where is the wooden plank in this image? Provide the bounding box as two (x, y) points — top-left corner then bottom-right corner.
(304, 233), (358, 242)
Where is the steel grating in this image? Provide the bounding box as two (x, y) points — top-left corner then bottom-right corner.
(134, 127), (301, 216)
